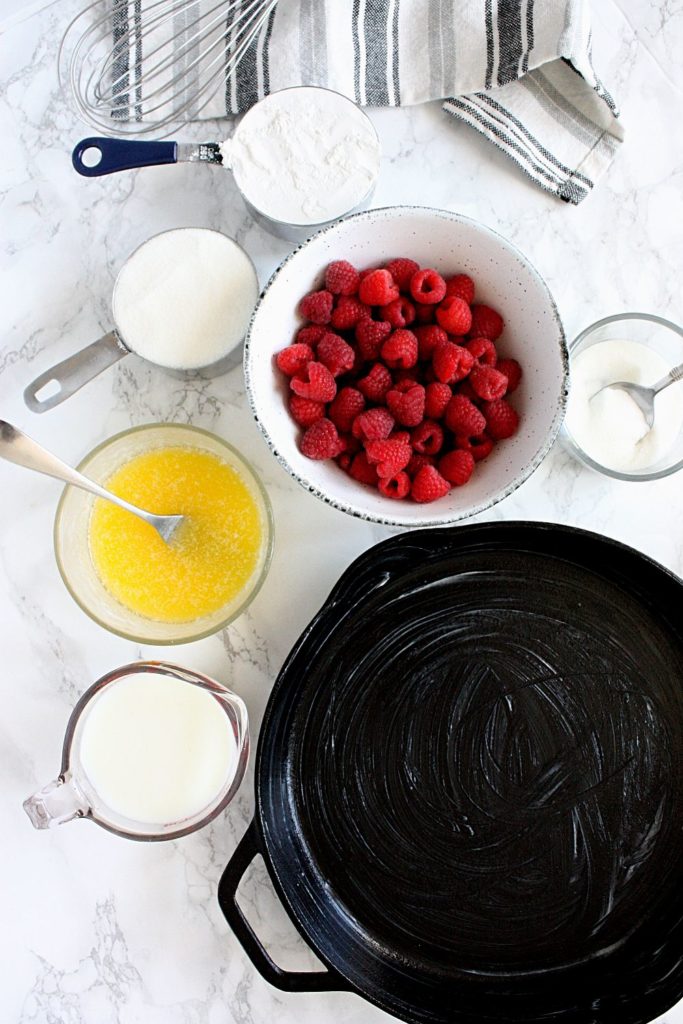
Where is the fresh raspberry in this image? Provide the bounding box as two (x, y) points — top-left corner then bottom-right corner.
(328, 387), (366, 432)
(348, 451), (379, 485)
(415, 325), (448, 360)
(358, 267), (375, 281)
(288, 395), (326, 428)
(337, 452), (353, 471)
(386, 384), (425, 427)
(407, 453), (436, 477)
(330, 296), (368, 330)
(356, 318), (391, 361)
(300, 418), (343, 460)
(325, 260), (360, 296)
(357, 362), (393, 403)
(299, 290), (333, 324)
(445, 274), (475, 305)
(381, 329), (418, 369)
(444, 394), (487, 436)
(385, 258), (420, 290)
(424, 381), (452, 419)
(469, 304), (504, 340)
(432, 342), (475, 384)
(465, 337), (497, 367)
(391, 430), (411, 445)
(275, 343), (315, 377)
(411, 464), (451, 503)
(290, 361), (337, 403)
(414, 304), (436, 324)
(468, 434), (495, 461)
(497, 358), (522, 393)
(359, 268), (400, 306)
(352, 407), (395, 443)
(439, 449), (475, 486)
(410, 268), (447, 305)
(316, 332), (355, 377)
(378, 471), (411, 499)
(296, 325), (326, 347)
(365, 437), (412, 478)
(469, 363), (508, 401)
(435, 296), (472, 335)
(381, 296), (416, 328)
(411, 420), (444, 455)
(484, 399), (519, 439)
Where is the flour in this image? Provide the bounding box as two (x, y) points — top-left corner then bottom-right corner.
(221, 87), (381, 226)
(113, 228), (258, 371)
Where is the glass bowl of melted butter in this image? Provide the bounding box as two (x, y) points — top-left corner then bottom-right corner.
(54, 424), (273, 643)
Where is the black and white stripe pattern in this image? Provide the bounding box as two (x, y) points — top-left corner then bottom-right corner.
(351, 0), (400, 106)
(115, 0), (623, 205)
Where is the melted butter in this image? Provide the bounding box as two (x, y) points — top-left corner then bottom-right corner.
(89, 446), (264, 622)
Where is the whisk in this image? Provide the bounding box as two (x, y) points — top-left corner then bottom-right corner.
(60, 0), (280, 137)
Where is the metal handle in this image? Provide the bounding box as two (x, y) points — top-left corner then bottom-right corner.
(72, 137), (178, 176)
(24, 331), (128, 413)
(652, 363), (683, 395)
(218, 822), (348, 993)
(0, 419), (146, 515)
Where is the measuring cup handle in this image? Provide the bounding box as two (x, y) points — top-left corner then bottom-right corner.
(24, 331), (128, 413)
(72, 137), (178, 176)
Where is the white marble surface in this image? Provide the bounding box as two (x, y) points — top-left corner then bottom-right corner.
(1, 1), (683, 1021)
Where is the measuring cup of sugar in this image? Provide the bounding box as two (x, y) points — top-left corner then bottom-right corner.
(23, 661), (249, 841)
(24, 227), (259, 413)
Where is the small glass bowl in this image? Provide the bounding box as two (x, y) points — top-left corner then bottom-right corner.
(561, 313), (683, 481)
(54, 424), (273, 643)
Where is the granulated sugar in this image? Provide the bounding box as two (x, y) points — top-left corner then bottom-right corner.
(113, 228), (258, 371)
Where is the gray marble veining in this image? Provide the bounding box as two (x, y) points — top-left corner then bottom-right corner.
(1, 0), (683, 1021)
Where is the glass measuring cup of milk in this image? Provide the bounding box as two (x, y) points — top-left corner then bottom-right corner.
(24, 661), (249, 841)
(24, 227), (259, 413)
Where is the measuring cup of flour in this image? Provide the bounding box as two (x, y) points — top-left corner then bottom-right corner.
(23, 661), (249, 841)
(24, 227), (259, 413)
(71, 87), (381, 242)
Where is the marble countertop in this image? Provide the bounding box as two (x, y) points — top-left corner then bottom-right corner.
(2, 0), (683, 1021)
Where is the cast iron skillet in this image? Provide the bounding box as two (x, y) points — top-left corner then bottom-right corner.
(219, 522), (683, 1024)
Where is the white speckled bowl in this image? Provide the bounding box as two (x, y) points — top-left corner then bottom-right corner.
(245, 206), (568, 527)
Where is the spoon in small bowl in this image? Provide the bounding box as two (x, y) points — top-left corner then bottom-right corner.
(0, 420), (184, 544)
(593, 362), (683, 431)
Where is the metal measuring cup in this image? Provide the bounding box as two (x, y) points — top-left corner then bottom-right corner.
(24, 227), (258, 413)
(71, 86), (381, 243)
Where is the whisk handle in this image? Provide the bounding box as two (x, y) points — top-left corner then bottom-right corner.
(72, 137), (177, 177)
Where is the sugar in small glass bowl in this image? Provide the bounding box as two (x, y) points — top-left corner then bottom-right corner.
(561, 313), (683, 481)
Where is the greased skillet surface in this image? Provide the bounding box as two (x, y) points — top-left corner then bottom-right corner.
(256, 524), (683, 1024)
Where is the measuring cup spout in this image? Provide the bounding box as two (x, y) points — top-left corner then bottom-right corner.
(23, 775), (89, 829)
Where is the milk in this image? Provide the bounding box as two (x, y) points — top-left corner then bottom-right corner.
(565, 339), (683, 472)
(112, 228), (258, 371)
(78, 672), (238, 825)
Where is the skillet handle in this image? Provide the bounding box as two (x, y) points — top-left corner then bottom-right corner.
(218, 821), (349, 993)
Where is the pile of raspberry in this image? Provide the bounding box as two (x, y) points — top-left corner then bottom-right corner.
(274, 258), (522, 503)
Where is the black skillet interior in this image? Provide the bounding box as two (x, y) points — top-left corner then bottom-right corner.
(245, 523), (683, 1024)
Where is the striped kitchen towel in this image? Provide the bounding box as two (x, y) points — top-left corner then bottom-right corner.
(111, 0), (624, 204)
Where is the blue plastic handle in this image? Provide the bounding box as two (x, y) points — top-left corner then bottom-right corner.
(72, 137), (178, 177)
